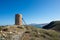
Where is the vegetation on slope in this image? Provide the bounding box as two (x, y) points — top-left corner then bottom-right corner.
(0, 25), (60, 40)
(22, 26), (60, 40)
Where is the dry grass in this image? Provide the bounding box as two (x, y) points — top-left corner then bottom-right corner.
(0, 25), (60, 40)
(22, 26), (60, 40)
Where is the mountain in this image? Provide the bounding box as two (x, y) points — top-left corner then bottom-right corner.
(43, 21), (60, 32)
(29, 23), (48, 28)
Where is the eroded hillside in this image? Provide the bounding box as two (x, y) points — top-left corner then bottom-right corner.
(0, 25), (60, 40)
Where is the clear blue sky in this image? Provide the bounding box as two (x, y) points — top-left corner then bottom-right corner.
(0, 0), (60, 25)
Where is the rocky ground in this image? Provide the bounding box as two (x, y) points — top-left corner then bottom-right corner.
(0, 25), (60, 40)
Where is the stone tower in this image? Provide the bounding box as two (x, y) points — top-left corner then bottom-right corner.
(15, 14), (22, 26)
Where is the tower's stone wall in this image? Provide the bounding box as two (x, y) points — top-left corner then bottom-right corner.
(15, 14), (22, 26)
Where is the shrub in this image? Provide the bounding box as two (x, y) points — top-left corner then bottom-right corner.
(0, 26), (2, 31)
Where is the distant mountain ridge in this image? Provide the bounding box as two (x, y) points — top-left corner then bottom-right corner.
(43, 21), (60, 32)
(29, 23), (48, 28)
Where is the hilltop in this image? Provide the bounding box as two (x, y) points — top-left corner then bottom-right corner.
(0, 25), (60, 40)
(43, 21), (60, 32)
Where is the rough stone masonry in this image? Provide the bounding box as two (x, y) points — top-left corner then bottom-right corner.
(15, 14), (22, 26)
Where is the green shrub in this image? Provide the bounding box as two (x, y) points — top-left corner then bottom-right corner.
(0, 26), (2, 31)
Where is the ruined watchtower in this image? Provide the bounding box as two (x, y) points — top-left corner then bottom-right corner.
(15, 14), (22, 26)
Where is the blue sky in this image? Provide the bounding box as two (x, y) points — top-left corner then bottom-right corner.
(0, 0), (60, 25)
